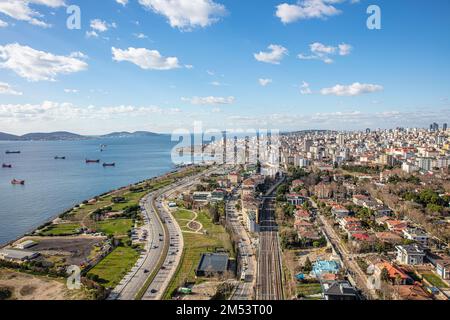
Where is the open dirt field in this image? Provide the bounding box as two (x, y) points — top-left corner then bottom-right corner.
(0, 269), (87, 300)
(17, 236), (105, 266)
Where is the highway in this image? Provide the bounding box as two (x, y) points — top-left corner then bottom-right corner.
(109, 167), (214, 300)
(256, 195), (284, 300)
(108, 191), (165, 300)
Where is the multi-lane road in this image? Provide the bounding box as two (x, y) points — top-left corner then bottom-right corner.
(256, 195), (284, 300)
(109, 168), (214, 300)
(108, 191), (166, 300)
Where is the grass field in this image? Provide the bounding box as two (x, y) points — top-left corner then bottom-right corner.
(40, 223), (81, 236)
(164, 210), (234, 298)
(296, 282), (323, 297)
(422, 273), (449, 288)
(96, 219), (133, 237)
(87, 246), (139, 288)
(174, 209), (196, 221)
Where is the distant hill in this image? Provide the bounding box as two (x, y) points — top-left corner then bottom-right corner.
(100, 131), (161, 139)
(0, 131), (162, 141)
(0, 132), (20, 141)
(20, 131), (86, 141)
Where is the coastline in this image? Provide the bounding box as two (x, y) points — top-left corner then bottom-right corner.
(0, 165), (182, 248)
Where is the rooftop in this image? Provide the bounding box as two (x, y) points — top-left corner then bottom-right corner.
(196, 253), (229, 274)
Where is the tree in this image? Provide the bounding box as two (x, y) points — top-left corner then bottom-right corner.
(304, 257), (313, 273)
(380, 268), (390, 283)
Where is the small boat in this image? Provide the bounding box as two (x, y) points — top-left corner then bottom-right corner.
(5, 151), (21, 154)
(2, 164), (12, 168)
(86, 159), (100, 164)
(11, 179), (25, 185)
(54, 156), (66, 160)
(103, 162), (116, 167)
(100, 144), (107, 152)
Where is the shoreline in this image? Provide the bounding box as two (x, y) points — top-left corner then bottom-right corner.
(0, 165), (184, 249)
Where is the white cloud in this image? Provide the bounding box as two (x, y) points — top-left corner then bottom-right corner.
(320, 82), (383, 96)
(259, 78), (273, 87)
(64, 88), (78, 93)
(300, 81), (311, 95)
(0, 101), (176, 123)
(254, 44), (288, 65)
(90, 19), (109, 32)
(138, 0), (227, 30)
(298, 42), (351, 64)
(181, 96), (235, 105)
(0, 18), (8, 27)
(338, 43), (352, 56)
(0, 43), (88, 82)
(0, 0), (65, 28)
(112, 47), (181, 70)
(0, 82), (22, 95)
(276, 0), (343, 24)
(134, 32), (148, 39)
(116, 0), (128, 6)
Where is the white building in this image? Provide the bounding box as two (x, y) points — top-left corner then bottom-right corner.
(396, 245), (425, 265)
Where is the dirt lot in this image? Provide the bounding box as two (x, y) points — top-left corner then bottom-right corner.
(181, 281), (222, 300)
(283, 247), (334, 298)
(0, 269), (87, 300)
(16, 236), (105, 266)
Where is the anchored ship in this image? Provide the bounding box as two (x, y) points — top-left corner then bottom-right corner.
(2, 164), (12, 168)
(11, 179), (25, 185)
(85, 159), (100, 164)
(103, 162), (116, 167)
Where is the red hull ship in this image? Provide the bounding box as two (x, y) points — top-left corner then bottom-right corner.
(86, 159), (100, 164)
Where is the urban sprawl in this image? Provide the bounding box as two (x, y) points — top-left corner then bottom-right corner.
(1, 124), (450, 301)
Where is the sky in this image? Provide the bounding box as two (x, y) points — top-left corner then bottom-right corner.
(0, 0), (449, 135)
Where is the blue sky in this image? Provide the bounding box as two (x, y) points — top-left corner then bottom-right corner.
(0, 0), (449, 134)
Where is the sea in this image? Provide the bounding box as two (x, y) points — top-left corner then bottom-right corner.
(0, 135), (188, 245)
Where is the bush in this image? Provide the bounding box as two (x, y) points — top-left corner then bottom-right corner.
(0, 287), (12, 300)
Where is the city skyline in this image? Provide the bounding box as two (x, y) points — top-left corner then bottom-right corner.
(0, 0), (449, 135)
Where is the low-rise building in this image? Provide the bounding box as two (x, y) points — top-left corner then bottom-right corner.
(436, 257), (450, 280)
(396, 244), (426, 265)
(402, 228), (429, 247)
(322, 281), (359, 301)
(14, 240), (37, 250)
(195, 253), (230, 278)
(0, 248), (40, 262)
(286, 194), (307, 206)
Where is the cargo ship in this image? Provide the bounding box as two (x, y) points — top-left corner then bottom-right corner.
(11, 179), (25, 185)
(54, 156), (66, 160)
(2, 164), (12, 168)
(103, 162), (116, 167)
(86, 159), (100, 164)
(5, 151), (21, 154)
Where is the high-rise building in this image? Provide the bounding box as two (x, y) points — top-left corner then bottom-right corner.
(443, 123), (448, 131)
(337, 133), (345, 146)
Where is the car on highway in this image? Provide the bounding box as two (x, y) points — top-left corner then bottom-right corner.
(150, 289), (158, 294)
(144, 269), (150, 274)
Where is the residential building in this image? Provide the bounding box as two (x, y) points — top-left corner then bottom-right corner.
(396, 244), (426, 265)
(322, 281), (359, 301)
